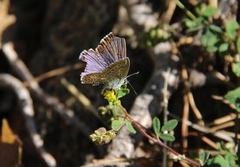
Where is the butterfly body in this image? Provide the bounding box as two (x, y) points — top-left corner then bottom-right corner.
(79, 32), (130, 91)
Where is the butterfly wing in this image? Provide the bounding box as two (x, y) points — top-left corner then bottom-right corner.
(80, 49), (108, 75)
(79, 32), (129, 88)
(81, 72), (103, 85)
(97, 32), (127, 65)
(81, 58), (130, 86)
(101, 58), (130, 80)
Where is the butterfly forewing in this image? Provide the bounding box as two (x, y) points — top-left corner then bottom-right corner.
(101, 58), (130, 81)
(80, 49), (108, 74)
(97, 33), (126, 64)
(81, 72), (104, 85)
(79, 32), (130, 90)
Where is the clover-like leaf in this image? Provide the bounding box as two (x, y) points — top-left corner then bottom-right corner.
(237, 37), (240, 54)
(218, 42), (229, 57)
(159, 133), (175, 142)
(207, 155), (229, 166)
(201, 5), (217, 17)
(201, 29), (219, 52)
(199, 151), (210, 165)
(224, 153), (238, 166)
(161, 119), (178, 131)
(126, 121), (136, 134)
(226, 20), (239, 40)
(232, 63), (240, 77)
(153, 117), (161, 138)
(117, 84), (130, 99)
(224, 88), (240, 112)
(111, 120), (124, 131)
(209, 24), (223, 34)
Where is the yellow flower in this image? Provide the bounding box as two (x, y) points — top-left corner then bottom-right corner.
(103, 90), (117, 102)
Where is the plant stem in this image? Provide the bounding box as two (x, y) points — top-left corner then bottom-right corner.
(175, 0), (196, 20)
(119, 105), (201, 167)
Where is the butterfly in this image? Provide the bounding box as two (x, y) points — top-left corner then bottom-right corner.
(79, 32), (130, 91)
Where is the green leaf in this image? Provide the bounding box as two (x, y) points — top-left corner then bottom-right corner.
(207, 155), (230, 167)
(237, 37), (240, 54)
(111, 120), (124, 131)
(184, 19), (196, 28)
(195, 3), (203, 16)
(209, 24), (223, 34)
(126, 121), (136, 134)
(199, 151), (210, 165)
(201, 29), (219, 52)
(237, 144), (240, 166)
(206, 45), (218, 52)
(218, 42), (229, 57)
(201, 6), (217, 17)
(232, 63), (240, 77)
(153, 117), (161, 137)
(226, 20), (239, 40)
(224, 153), (238, 166)
(224, 88), (240, 112)
(184, 17), (203, 28)
(159, 133), (175, 142)
(161, 119), (178, 131)
(186, 25), (203, 33)
(117, 84), (130, 99)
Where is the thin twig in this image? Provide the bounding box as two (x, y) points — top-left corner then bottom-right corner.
(23, 63), (82, 87)
(0, 73), (56, 167)
(119, 105), (201, 167)
(60, 78), (99, 118)
(162, 67), (171, 167)
(175, 0), (196, 20)
(2, 42), (93, 137)
(168, 111), (234, 142)
(181, 66), (190, 151)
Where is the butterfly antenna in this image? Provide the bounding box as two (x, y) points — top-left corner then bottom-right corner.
(128, 81), (138, 95)
(126, 71), (139, 79)
(126, 71), (139, 95)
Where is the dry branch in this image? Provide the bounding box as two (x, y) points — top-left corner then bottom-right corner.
(2, 42), (92, 138)
(0, 73), (56, 167)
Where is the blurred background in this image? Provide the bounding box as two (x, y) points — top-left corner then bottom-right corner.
(0, 0), (239, 166)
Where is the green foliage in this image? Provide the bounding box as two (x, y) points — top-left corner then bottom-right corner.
(126, 121), (136, 134)
(184, 4), (225, 53)
(161, 119), (178, 131)
(111, 119), (124, 131)
(111, 119), (136, 134)
(232, 63), (240, 77)
(152, 117), (178, 142)
(216, 142), (238, 166)
(226, 21), (239, 40)
(218, 42), (230, 57)
(200, 5), (217, 17)
(237, 144), (240, 166)
(178, 2), (240, 165)
(194, 143), (238, 166)
(198, 150), (210, 166)
(224, 87), (240, 112)
(159, 133), (175, 141)
(153, 117), (161, 138)
(117, 84), (130, 99)
(206, 155), (230, 167)
(138, 25), (170, 47)
(184, 3), (240, 58)
(201, 29), (219, 52)
(236, 37), (240, 54)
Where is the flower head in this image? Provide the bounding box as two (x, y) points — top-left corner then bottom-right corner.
(103, 90), (118, 103)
